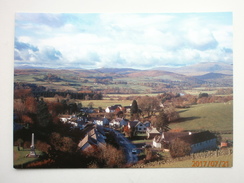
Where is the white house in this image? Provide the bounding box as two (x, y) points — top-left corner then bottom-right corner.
(109, 118), (129, 128)
(93, 117), (110, 126)
(105, 105), (122, 113)
(146, 127), (160, 139)
(135, 121), (147, 133)
(153, 132), (190, 148)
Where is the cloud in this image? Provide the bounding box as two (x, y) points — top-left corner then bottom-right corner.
(16, 13), (66, 28)
(14, 38), (39, 52)
(41, 47), (62, 61)
(185, 29), (218, 51)
(14, 38), (64, 67)
(14, 13), (233, 69)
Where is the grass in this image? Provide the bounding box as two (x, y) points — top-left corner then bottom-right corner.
(137, 154), (233, 168)
(78, 99), (132, 109)
(13, 146), (43, 167)
(105, 93), (159, 98)
(170, 101), (233, 134)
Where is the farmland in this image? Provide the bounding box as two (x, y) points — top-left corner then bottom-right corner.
(170, 102), (233, 132)
(14, 64), (233, 95)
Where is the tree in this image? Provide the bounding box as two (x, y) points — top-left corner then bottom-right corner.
(169, 138), (191, 158)
(164, 105), (180, 122)
(21, 115), (34, 124)
(130, 100), (138, 115)
(199, 93), (209, 98)
(151, 110), (170, 132)
(87, 102), (94, 109)
(16, 138), (24, 151)
(37, 99), (52, 127)
(116, 111), (124, 118)
(49, 132), (76, 153)
(99, 145), (126, 168)
(25, 96), (37, 113)
(137, 96), (160, 117)
(85, 95), (90, 100)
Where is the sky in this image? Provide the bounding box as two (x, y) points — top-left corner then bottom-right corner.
(14, 12), (233, 69)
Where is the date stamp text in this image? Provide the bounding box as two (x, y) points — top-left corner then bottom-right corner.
(192, 161), (229, 167)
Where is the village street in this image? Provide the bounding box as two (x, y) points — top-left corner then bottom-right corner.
(104, 127), (138, 164)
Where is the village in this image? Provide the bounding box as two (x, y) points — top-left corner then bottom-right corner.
(57, 102), (220, 164)
(13, 86), (233, 168)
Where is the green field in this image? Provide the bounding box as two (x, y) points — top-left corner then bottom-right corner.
(170, 101), (233, 140)
(134, 154), (233, 168)
(77, 99), (132, 109)
(13, 146), (43, 167)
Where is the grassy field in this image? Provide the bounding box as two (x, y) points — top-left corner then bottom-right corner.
(77, 99), (132, 109)
(134, 154), (233, 168)
(13, 146), (43, 167)
(170, 101), (233, 140)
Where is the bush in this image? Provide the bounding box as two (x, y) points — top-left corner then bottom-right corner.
(169, 138), (191, 158)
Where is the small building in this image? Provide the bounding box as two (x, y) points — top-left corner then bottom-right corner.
(93, 117), (110, 126)
(153, 131), (218, 153)
(105, 105), (122, 113)
(123, 106), (131, 113)
(146, 127), (160, 139)
(179, 131), (217, 153)
(135, 121), (147, 133)
(109, 118), (126, 128)
(143, 121), (151, 128)
(128, 120), (139, 130)
(78, 124), (106, 152)
(59, 115), (72, 123)
(153, 131), (191, 148)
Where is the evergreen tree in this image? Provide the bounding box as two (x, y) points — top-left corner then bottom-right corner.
(130, 100), (138, 115)
(37, 99), (52, 127)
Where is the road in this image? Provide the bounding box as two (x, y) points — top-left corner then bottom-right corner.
(104, 127), (138, 164)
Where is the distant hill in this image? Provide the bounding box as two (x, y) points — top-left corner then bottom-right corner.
(14, 65), (49, 69)
(126, 70), (175, 78)
(153, 62), (233, 76)
(194, 72), (231, 80)
(93, 68), (139, 74)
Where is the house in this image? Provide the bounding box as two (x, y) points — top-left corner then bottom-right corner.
(109, 118), (128, 128)
(59, 115), (72, 123)
(78, 124), (106, 151)
(178, 131), (217, 153)
(153, 131), (217, 153)
(143, 121), (151, 128)
(59, 114), (88, 129)
(128, 120), (139, 130)
(123, 106), (131, 113)
(135, 121), (147, 133)
(146, 127), (160, 139)
(93, 117), (110, 126)
(105, 105), (122, 113)
(153, 131), (191, 148)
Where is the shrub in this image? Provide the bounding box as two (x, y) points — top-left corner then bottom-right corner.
(169, 138), (191, 158)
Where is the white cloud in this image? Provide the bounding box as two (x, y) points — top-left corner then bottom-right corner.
(14, 13), (233, 69)
(185, 28), (218, 50)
